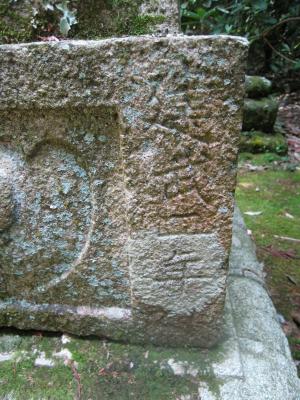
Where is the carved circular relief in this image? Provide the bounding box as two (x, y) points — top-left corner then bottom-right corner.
(0, 144), (93, 296)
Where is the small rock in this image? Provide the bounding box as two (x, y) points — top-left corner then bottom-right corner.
(167, 359), (185, 376)
(53, 348), (73, 362)
(0, 353), (14, 362)
(34, 352), (55, 368)
(61, 334), (72, 344)
(245, 76), (272, 99)
(243, 97), (279, 132)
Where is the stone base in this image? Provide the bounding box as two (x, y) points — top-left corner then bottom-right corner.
(199, 207), (300, 399)
(0, 208), (299, 399)
(0, 36), (248, 348)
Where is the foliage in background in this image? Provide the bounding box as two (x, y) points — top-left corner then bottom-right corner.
(32, 0), (77, 36)
(181, 0), (300, 84)
(0, 0), (77, 40)
(0, 0), (164, 42)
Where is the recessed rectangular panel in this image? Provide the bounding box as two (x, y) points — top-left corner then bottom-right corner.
(0, 107), (130, 307)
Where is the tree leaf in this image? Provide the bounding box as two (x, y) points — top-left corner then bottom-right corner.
(216, 7), (229, 14)
(59, 17), (70, 36)
(195, 7), (207, 18)
(182, 10), (203, 20)
(292, 59), (300, 70)
(252, 0), (268, 12)
(203, 0), (212, 8)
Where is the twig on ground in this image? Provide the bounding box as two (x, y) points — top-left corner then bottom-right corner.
(67, 360), (82, 400)
(274, 235), (300, 244)
(286, 275), (298, 285)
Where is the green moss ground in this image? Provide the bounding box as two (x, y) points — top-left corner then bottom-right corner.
(74, 0), (165, 40)
(239, 131), (288, 155)
(238, 152), (290, 166)
(0, 329), (229, 399)
(236, 152), (300, 370)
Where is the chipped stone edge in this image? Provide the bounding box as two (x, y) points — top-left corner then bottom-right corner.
(0, 34), (249, 51)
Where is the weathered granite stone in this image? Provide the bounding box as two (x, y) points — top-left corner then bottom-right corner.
(0, 176), (13, 232)
(0, 35), (248, 347)
(1, 209), (299, 399)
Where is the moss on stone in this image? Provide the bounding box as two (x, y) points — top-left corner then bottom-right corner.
(243, 96), (279, 133)
(0, 0), (168, 43)
(127, 15), (166, 35)
(73, 0), (166, 39)
(239, 131), (288, 155)
(0, 1), (33, 44)
(245, 75), (272, 99)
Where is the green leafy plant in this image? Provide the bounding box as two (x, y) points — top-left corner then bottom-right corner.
(56, 1), (77, 35)
(180, 0), (300, 78)
(31, 0), (77, 36)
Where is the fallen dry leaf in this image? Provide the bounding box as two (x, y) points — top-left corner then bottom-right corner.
(286, 275), (298, 285)
(239, 182), (254, 188)
(284, 212), (295, 219)
(274, 235), (300, 244)
(244, 211), (263, 216)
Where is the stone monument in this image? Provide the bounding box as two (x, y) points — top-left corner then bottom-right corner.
(0, 0), (248, 347)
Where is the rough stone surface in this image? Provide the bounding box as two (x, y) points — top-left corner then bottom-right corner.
(0, 35), (247, 347)
(0, 208), (299, 399)
(0, 176), (13, 232)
